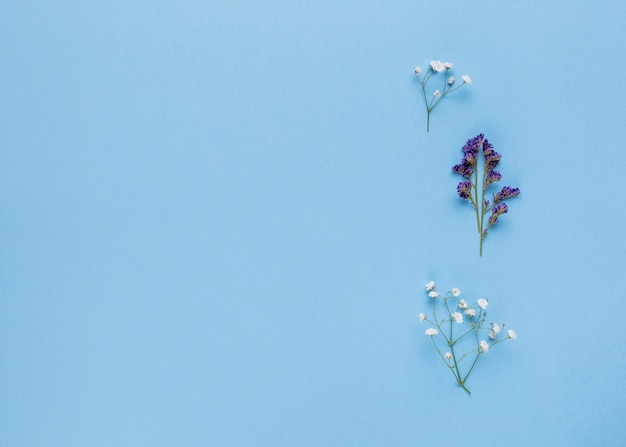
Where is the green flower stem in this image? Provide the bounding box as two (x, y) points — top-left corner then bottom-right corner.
(458, 380), (472, 395)
(479, 160), (488, 256)
(460, 331), (483, 387)
(474, 168), (481, 235)
(441, 294), (468, 391)
(430, 337), (462, 385)
(461, 353), (481, 392)
(451, 326), (478, 345)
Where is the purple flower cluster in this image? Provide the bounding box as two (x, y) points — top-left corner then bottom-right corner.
(452, 133), (483, 179)
(452, 163), (473, 179)
(485, 170), (502, 187)
(451, 133), (520, 255)
(457, 181), (472, 199)
(481, 138), (503, 194)
(463, 133), (484, 155)
(493, 186), (520, 204)
(488, 203), (508, 226)
(482, 139), (502, 171)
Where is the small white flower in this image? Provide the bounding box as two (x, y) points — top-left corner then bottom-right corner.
(444, 352), (452, 360)
(458, 299), (467, 308)
(489, 331), (496, 340)
(414, 66), (422, 74)
(464, 308), (476, 317)
(452, 312), (463, 324)
(433, 89), (440, 97)
(479, 340), (489, 352)
(452, 288), (460, 297)
(419, 313), (426, 322)
(425, 328), (438, 336)
(477, 298), (488, 310)
(428, 291), (439, 299)
(492, 323), (501, 334)
(508, 329), (517, 340)
(429, 60), (445, 72)
(462, 75), (472, 84)
(444, 62), (453, 69)
(448, 76), (455, 85)
(425, 281), (435, 291)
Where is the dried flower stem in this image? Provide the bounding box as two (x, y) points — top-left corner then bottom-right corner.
(452, 134), (520, 256)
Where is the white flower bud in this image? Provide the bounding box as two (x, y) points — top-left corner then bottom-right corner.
(429, 60), (445, 72)
(464, 308), (476, 317)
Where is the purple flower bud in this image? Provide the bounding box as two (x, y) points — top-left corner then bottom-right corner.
(493, 186), (520, 203)
(452, 163), (474, 179)
(485, 152), (502, 170)
(462, 134), (484, 153)
(482, 139), (494, 156)
(463, 151), (477, 166)
(485, 170), (502, 186)
(457, 181), (473, 199)
(488, 203), (508, 225)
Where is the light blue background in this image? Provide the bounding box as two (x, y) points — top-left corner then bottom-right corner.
(2, 0), (625, 446)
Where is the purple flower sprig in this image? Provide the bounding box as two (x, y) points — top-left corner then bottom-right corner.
(452, 133), (520, 256)
(413, 60), (471, 132)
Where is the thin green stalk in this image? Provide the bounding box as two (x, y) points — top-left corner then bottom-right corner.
(479, 151), (489, 256)
(461, 331), (483, 386)
(458, 332), (478, 391)
(450, 345), (467, 393)
(461, 352), (481, 392)
(451, 326), (478, 345)
(457, 379), (472, 394)
(474, 167), (480, 234)
(432, 337), (462, 384)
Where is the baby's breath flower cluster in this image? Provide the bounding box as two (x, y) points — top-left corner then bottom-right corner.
(452, 133), (520, 256)
(414, 60), (471, 132)
(420, 281), (516, 394)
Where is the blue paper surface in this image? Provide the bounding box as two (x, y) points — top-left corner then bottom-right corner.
(1, 0), (625, 445)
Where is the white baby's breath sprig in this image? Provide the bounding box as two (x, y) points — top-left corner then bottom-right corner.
(413, 59), (471, 132)
(419, 281), (516, 394)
